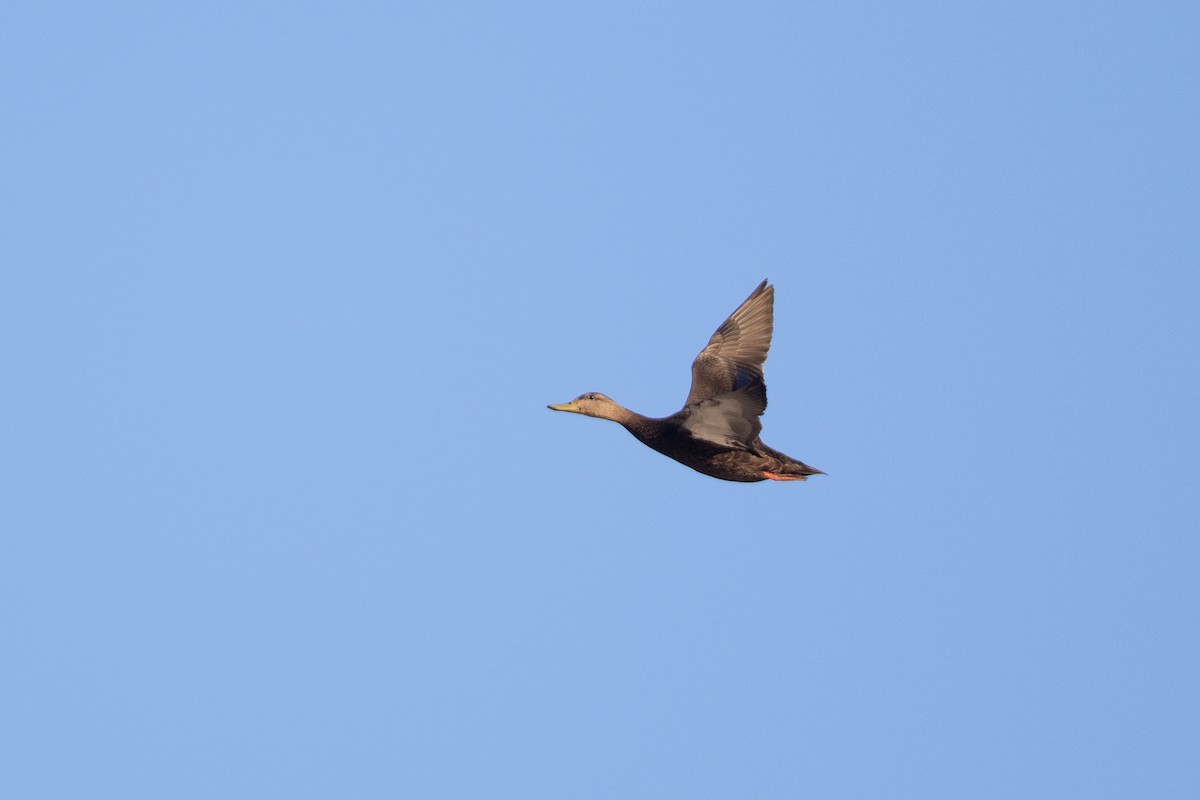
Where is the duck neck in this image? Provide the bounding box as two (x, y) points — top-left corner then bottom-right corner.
(615, 409), (660, 441)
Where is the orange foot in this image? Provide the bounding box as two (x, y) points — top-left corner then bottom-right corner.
(762, 471), (807, 481)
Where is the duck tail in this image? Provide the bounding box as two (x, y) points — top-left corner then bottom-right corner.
(777, 460), (824, 479)
(795, 462), (825, 477)
(760, 444), (824, 479)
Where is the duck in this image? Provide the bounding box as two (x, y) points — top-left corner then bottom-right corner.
(548, 280), (823, 482)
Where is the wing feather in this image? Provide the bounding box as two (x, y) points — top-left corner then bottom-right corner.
(684, 280), (774, 410)
(679, 383), (766, 448)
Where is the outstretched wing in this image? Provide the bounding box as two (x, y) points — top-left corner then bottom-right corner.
(684, 280), (774, 410)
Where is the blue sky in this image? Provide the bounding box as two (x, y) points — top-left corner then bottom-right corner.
(3, 2), (1198, 797)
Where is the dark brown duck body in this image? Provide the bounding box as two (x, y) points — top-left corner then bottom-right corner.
(548, 280), (822, 483)
(623, 412), (821, 483)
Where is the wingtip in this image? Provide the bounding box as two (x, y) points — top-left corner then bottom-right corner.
(745, 279), (772, 303)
